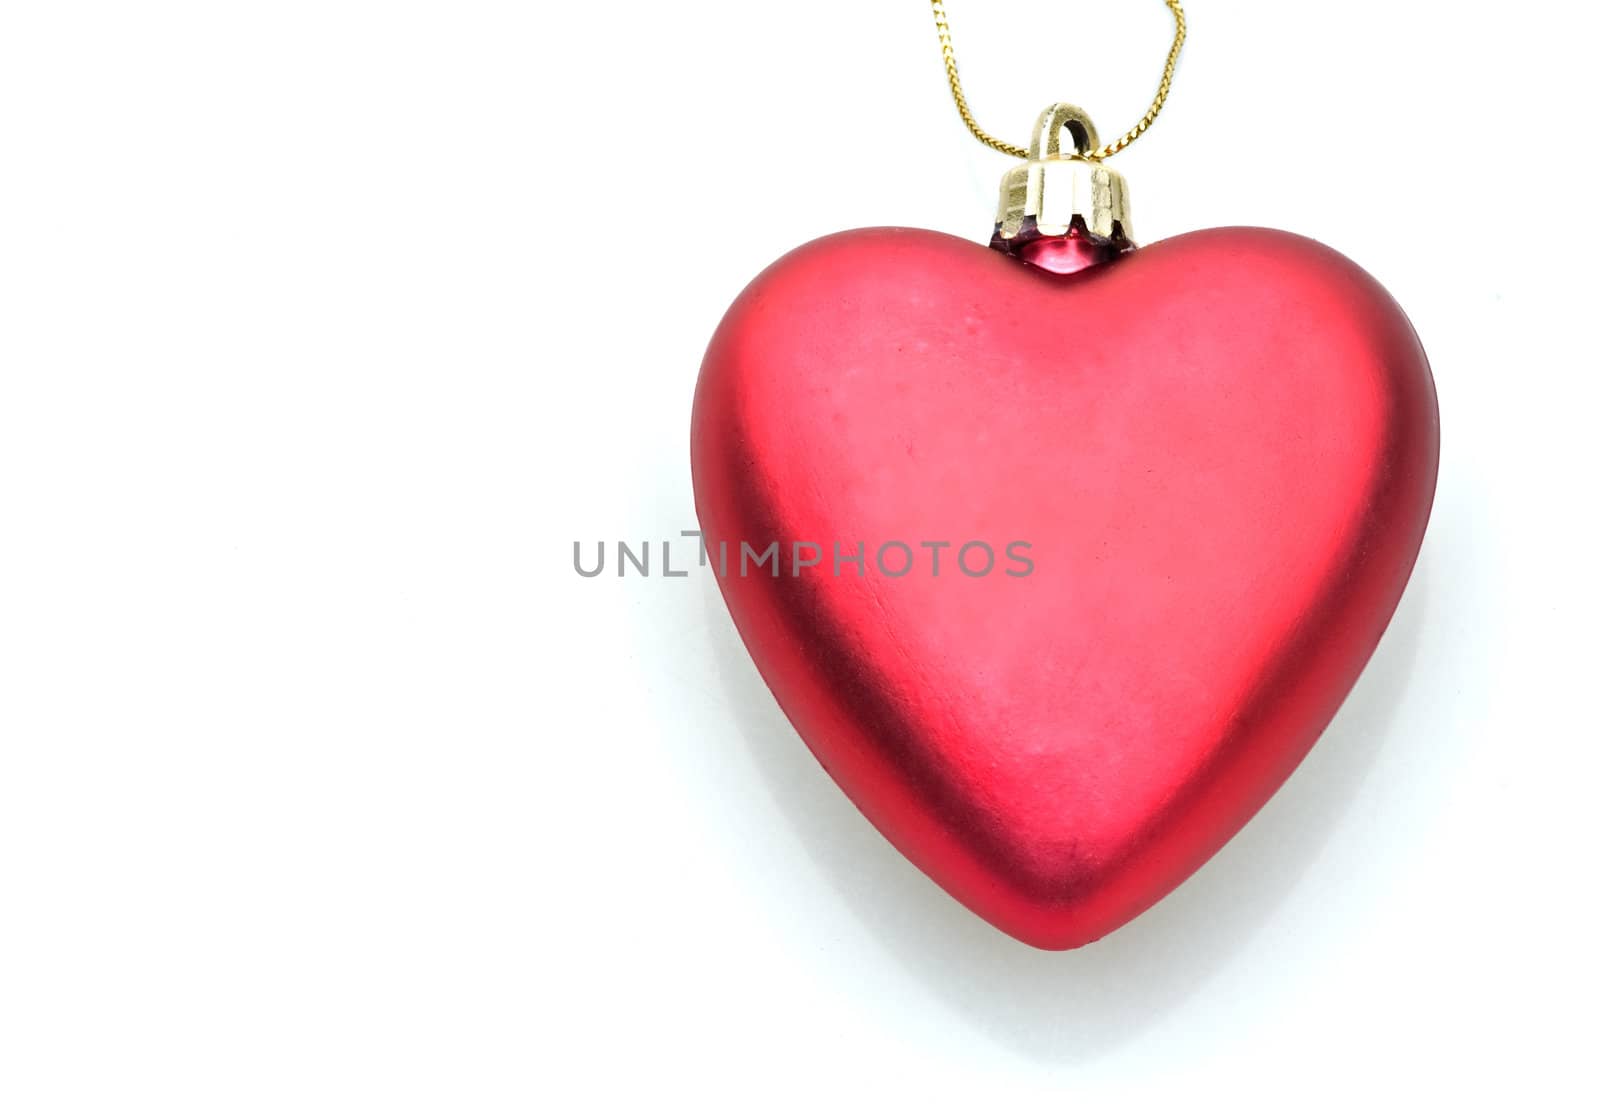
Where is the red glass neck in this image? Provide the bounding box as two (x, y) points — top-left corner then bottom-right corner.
(991, 219), (1133, 276)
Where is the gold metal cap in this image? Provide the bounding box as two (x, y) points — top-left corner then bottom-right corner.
(993, 104), (1133, 244)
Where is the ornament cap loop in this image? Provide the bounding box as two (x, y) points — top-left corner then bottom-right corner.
(993, 104), (1134, 260)
(1031, 103), (1101, 161)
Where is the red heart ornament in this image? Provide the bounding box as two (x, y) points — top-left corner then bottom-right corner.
(691, 226), (1438, 949)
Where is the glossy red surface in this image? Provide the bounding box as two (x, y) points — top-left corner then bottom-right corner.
(691, 227), (1438, 949)
(1016, 232), (1123, 274)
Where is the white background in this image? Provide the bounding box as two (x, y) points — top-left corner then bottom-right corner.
(2, 1), (1597, 1103)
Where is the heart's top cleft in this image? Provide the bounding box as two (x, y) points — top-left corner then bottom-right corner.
(991, 103), (1135, 275)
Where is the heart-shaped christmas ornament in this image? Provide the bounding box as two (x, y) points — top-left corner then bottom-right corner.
(690, 104), (1437, 949)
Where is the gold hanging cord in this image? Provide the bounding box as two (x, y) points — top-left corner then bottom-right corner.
(928, 0), (1187, 161)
